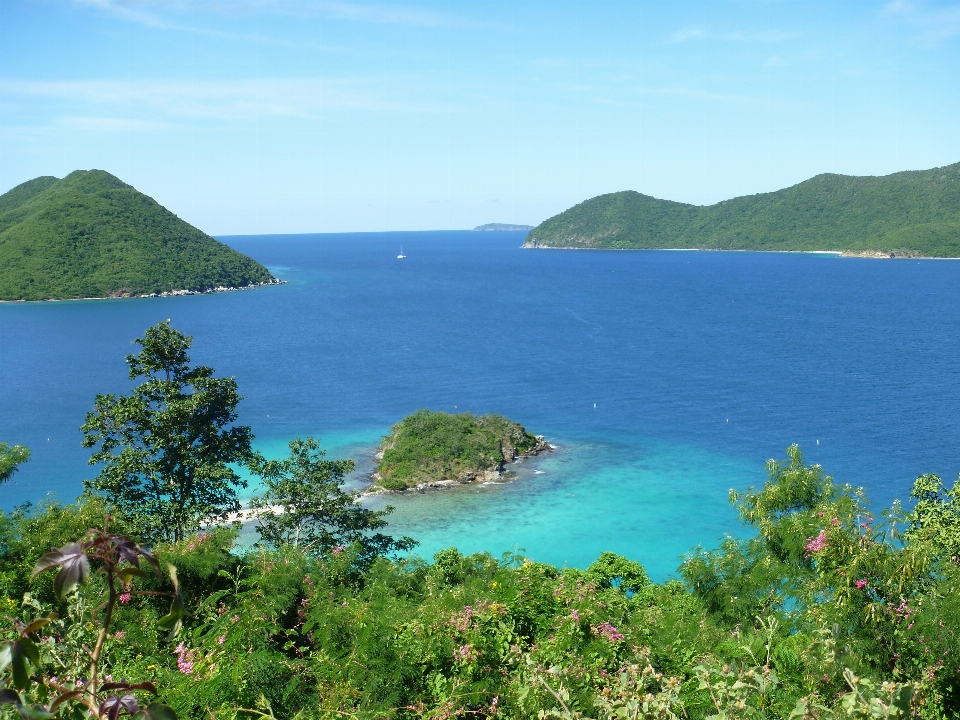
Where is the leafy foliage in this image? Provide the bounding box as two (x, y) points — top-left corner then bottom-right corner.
(0, 522), (180, 719)
(377, 409), (541, 489)
(1, 443), (958, 718)
(81, 321), (254, 544)
(526, 162), (960, 257)
(0, 170), (274, 301)
(0, 445), (30, 486)
(249, 436), (416, 566)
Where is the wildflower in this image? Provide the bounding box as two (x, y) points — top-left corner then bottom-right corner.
(855, 579), (868, 589)
(570, 609), (580, 622)
(331, 545), (346, 555)
(594, 621), (624, 643)
(218, 636), (226, 645)
(231, 615), (239, 623)
(114, 631), (125, 640)
(174, 642), (195, 675)
(119, 593), (131, 605)
(804, 530), (829, 557)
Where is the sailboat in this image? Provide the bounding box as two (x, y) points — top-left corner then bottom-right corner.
(397, 246), (406, 259)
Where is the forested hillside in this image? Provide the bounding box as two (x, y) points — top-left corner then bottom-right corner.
(526, 162), (960, 257)
(0, 170), (275, 301)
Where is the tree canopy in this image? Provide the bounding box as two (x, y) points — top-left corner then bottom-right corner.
(81, 321), (254, 543)
(249, 436), (416, 566)
(0, 442), (30, 485)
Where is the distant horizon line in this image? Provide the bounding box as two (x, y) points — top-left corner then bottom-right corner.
(216, 228), (536, 238)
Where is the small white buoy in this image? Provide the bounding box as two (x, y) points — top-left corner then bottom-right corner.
(726, 419), (729, 423)
(817, 439), (820, 445)
(593, 403), (596, 408)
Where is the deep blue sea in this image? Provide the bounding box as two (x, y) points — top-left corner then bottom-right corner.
(2, 231), (960, 579)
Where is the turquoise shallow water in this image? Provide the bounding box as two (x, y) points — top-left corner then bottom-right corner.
(3, 232), (960, 579)
(361, 434), (753, 579)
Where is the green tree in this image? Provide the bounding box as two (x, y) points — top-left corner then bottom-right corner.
(0, 442), (29, 485)
(906, 472), (960, 566)
(249, 436), (416, 566)
(81, 320), (254, 544)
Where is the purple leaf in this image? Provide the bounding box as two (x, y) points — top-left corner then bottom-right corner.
(32, 543), (90, 599)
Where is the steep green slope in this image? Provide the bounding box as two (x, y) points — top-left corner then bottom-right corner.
(525, 162), (960, 256)
(0, 170), (276, 301)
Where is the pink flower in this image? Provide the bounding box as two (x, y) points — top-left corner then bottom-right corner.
(455, 644), (474, 660)
(594, 622), (624, 643)
(175, 642), (195, 675)
(119, 593), (131, 604)
(114, 631), (125, 640)
(231, 615), (239, 623)
(218, 636), (226, 645)
(570, 609), (580, 621)
(804, 530), (829, 557)
(331, 545), (346, 555)
(855, 579), (868, 589)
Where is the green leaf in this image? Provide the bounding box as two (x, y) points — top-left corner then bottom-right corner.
(0, 689), (53, 720)
(132, 702), (178, 720)
(49, 691), (86, 711)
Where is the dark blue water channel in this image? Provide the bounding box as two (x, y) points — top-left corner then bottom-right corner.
(2, 231), (959, 578)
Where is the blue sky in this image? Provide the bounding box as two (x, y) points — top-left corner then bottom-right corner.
(1, 1), (959, 233)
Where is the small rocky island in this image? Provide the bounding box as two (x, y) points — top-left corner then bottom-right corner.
(373, 409), (549, 491)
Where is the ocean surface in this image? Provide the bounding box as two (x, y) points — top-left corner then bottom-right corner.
(2, 232), (959, 580)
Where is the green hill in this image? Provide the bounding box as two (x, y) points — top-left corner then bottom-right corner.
(375, 409), (548, 490)
(525, 162), (960, 257)
(0, 170), (276, 301)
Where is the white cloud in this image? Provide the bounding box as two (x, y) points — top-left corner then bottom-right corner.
(0, 77), (455, 123)
(66, 0), (484, 29)
(669, 27), (798, 44)
(59, 116), (176, 132)
(883, 0), (960, 42)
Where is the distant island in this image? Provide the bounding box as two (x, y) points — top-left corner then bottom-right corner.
(373, 409), (549, 490)
(524, 162), (960, 257)
(0, 170), (278, 301)
(473, 223), (534, 231)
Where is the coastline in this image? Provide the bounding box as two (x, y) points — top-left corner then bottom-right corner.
(0, 278), (286, 304)
(366, 437), (554, 496)
(521, 245), (960, 259)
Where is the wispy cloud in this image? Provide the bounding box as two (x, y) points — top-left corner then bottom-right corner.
(67, 0), (486, 30)
(883, 0), (960, 42)
(59, 116), (176, 132)
(669, 27), (798, 44)
(319, 1), (470, 27)
(0, 77), (455, 123)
